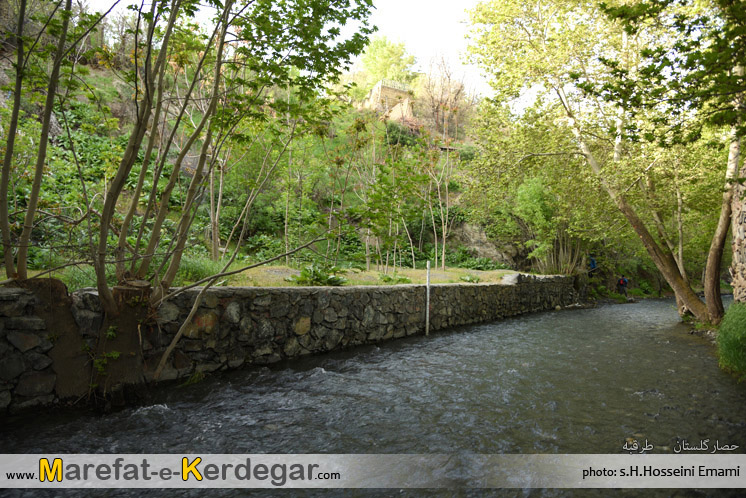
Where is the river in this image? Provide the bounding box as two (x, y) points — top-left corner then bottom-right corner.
(2, 299), (745, 496)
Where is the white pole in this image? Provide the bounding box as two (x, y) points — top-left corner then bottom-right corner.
(425, 260), (430, 336)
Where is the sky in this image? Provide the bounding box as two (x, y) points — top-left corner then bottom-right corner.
(363, 0), (491, 95)
(87, 0), (493, 95)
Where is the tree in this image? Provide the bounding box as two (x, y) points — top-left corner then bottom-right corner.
(416, 57), (478, 140)
(344, 35), (416, 100)
(361, 35), (416, 84)
(1, 0), (375, 315)
(2, 0), (116, 279)
(596, 0), (745, 309)
(465, 101), (614, 275)
(468, 0), (727, 322)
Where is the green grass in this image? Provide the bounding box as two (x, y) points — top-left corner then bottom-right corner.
(81, 67), (125, 103)
(10, 258), (515, 291)
(607, 291), (629, 303)
(717, 302), (746, 381)
(172, 256), (228, 286)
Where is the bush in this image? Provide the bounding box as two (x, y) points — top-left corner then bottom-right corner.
(628, 288), (646, 298)
(637, 280), (655, 295)
(286, 265), (347, 286)
(718, 302), (746, 381)
(460, 256), (509, 271)
(379, 273), (411, 284)
(445, 245), (510, 271)
(460, 274), (481, 283)
(244, 234), (285, 262)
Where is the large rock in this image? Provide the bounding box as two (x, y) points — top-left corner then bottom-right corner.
(71, 308), (103, 337)
(203, 294), (219, 309)
(157, 302), (180, 323)
(293, 317), (311, 336)
(449, 222), (517, 263)
(254, 319), (274, 341)
(324, 329), (343, 350)
(5, 317), (45, 331)
(0, 291), (35, 317)
(72, 290), (103, 312)
(193, 312), (218, 335)
(15, 372), (56, 397)
(26, 352), (53, 371)
(283, 337), (301, 357)
(0, 354), (25, 381)
(254, 294), (272, 307)
(270, 295), (290, 318)
(323, 308), (338, 323)
(316, 291), (331, 308)
(0, 288), (24, 302)
(224, 301), (241, 324)
(6, 331), (41, 352)
(0, 390), (10, 410)
(10, 394), (55, 413)
(362, 305), (375, 328)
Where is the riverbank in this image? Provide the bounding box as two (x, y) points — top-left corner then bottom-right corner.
(0, 273), (584, 415)
(4, 299), (744, 472)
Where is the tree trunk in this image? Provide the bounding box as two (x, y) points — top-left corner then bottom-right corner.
(365, 228), (371, 271)
(129, 26), (217, 275)
(156, 2), (232, 298)
(0, 0), (27, 278)
(96, 0), (180, 313)
(284, 159), (291, 265)
(402, 217), (416, 269)
(704, 133), (740, 317)
(428, 190), (438, 270)
(732, 147), (746, 303)
(116, 52), (169, 278)
(674, 175), (687, 285)
(16, 0), (72, 279)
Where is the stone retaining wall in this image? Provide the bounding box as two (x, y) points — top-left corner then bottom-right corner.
(0, 274), (583, 414)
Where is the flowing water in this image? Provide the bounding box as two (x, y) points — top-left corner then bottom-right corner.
(2, 299), (745, 496)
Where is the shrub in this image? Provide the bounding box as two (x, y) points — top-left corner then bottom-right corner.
(637, 280), (655, 295)
(286, 265), (347, 286)
(444, 246), (509, 271)
(628, 288), (646, 298)
(461, 257), (509, 271)
(244, 234), (285, 262)
(718, 302), (746, 381)
(379, 273), (411, 284)
(460, 274), (481, 283)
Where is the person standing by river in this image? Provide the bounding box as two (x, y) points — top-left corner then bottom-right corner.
(617, 275), (629, 297)
(588, 256), (598, 277)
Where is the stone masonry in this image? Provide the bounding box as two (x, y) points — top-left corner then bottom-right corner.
(0, 274), (582, 414)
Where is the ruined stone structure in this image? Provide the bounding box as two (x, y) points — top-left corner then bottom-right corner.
(361, 79), (414, 121)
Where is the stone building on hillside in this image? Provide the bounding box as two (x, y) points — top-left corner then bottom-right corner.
(361, 79), (414, 121)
